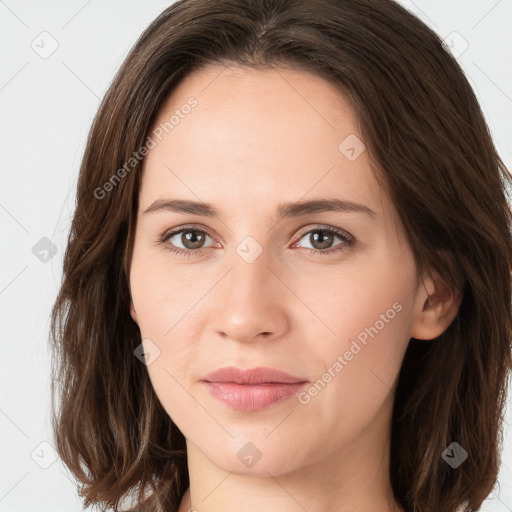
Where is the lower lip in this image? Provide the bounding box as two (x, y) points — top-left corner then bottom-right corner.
(201, 381), (308, 411)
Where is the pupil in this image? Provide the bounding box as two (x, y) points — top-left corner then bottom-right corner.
(183, 230), (204, 249)
(312, 230), (333, 249)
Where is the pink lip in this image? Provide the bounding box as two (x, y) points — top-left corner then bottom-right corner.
(201, 366), (308, 411)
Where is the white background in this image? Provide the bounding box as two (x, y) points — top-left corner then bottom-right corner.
(0, 1), (511, 510)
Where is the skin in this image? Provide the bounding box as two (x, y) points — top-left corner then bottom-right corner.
(128, 64), (460, 512)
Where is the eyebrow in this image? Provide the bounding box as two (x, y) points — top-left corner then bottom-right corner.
(143, 198), (376, 219)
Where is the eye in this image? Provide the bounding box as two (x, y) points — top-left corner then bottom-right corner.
(291, 226), (354, 256)
(158, 225), (354, 257)
(159, 226), (217, 257)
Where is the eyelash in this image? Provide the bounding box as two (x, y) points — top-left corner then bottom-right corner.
(158, 224), (354, 258)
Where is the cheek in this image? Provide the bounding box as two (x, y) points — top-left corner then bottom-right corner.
(290, 255), (415, 424)
(129, 242), (209, 341)
(292, 249), (414, 351)
(129, 248), (207, 408)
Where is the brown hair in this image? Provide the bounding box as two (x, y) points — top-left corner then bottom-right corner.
(49, 0), (512, 511)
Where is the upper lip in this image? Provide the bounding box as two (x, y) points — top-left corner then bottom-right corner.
(202, 366), (308, 385)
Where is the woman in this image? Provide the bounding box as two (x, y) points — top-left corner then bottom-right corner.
(50, 0), (512, 511)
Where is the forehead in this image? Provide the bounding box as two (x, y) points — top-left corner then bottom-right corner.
(140, 64), (384, 216)
(157, 63), (355, 127)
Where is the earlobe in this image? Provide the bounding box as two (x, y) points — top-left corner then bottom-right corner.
(410, 271), (462, 340)
(130, 300), (138, 325)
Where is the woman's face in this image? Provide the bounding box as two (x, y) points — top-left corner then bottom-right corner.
(129, 64), (428, 476)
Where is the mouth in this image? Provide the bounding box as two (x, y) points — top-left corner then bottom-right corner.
(201, 366), (309, 411)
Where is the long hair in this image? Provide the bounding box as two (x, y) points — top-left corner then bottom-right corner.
(49, 1), (512, 511)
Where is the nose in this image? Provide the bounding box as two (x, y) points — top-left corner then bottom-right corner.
(211, 247), (289, 344)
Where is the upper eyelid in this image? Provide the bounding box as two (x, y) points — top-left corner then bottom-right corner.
(298, 225), (352, 238)
(163, 224), (217, 241)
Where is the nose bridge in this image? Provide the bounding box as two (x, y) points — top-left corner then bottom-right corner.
(227, 238), (274, 303)
(211, 237), (287, 341)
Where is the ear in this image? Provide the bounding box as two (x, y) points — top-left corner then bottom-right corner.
(130, 300), (138, 325)
(410, 271), (462, 340)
